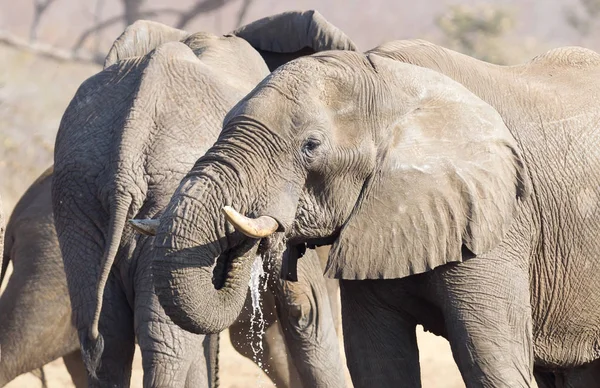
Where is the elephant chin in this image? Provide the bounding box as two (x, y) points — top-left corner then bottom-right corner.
(153, 238), (260, 335)
(279, 233), (340, 281)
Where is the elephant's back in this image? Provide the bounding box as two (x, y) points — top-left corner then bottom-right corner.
(512, 68), (600, 368)
(4, 167), (62, 279)
(6, 166), (54, 233)
(54, 59), (146, 173)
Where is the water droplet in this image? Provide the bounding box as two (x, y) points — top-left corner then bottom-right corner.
(248, 254), (268, 386)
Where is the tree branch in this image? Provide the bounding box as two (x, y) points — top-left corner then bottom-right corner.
(175, 0), (233, 29)
(122, 0), (145, 26)
(30, 0), (57, 42)
(1, 29), (97, 64)
(72, 0), (234, 54)
(71, 8), (181, 53)
(235, 0), (253, 28)
(91, 0), (106, 54)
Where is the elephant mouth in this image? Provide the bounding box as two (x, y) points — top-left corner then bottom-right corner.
(222, 205), (340, 282)
(210, 232), (336, 288)
(278, 235), (338, 281)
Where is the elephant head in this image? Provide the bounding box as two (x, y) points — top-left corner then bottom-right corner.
(111, 12), (356, 336)
(230, 10), (357, 71)
(0, 194), (4, 281)
(105, 10), (356, 71)
(56, 10), (355, 378)
(147, 49), (529, 335)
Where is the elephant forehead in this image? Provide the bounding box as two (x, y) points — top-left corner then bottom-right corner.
(226, 65), (325, 129)
(245, 52), (370, 113)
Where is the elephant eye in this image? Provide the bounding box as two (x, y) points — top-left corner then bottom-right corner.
(302, 138), (321, 156)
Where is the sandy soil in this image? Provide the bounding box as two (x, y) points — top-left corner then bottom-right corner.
(5, 326), (464, 387)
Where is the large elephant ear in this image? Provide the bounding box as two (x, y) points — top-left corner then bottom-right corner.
(104, 20), (188, 68)
(230, 10), (357, 71)
(325, 54), (530, 280)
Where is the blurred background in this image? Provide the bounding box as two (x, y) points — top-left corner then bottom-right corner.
(0, 0), (596, 386)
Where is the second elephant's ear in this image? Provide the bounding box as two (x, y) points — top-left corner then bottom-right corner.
(230, 10), (357, 71)
(104, 20), (188, 68)
(325, 54), (530, 280)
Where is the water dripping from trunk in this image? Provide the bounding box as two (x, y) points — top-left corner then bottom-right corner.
(248, 254), (270, 386)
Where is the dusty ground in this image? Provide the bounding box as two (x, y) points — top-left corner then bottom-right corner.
(5, 326), (464, 387)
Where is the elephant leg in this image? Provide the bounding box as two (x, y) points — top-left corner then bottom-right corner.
(228, 298), (302, 388)
(136, 315), (209, 388)
(82, 274), (135, 387)
(436, 255), (535, 388)
(0, 257), (80, 386)
(190, 333), (219, 387)
(324, 278), (341, 333)
(270, 249), (347, 388)
(134, 256), (209, 388)
(533, 358), (600, 388)
(562, 359), (600, 388)
(263, 320), (303, 387)
(340, 279), (421, 388)
(533, 369), (556, 388)
(314, 246), (341, 334)
(63, 350), (88, 388)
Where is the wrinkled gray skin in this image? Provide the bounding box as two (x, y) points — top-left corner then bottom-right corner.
(0, 167), (87, 388)
(0, 168), (338, 387)
(151, 41), (600, 388)
(0, 195), (3, 270)
(52, 11), (351, 388)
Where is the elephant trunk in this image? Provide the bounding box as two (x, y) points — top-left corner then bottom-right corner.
(152, 169), (259, 335)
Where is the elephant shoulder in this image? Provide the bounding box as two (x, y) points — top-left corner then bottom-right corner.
(367, 39), (475, 75)
(368, 39), (442, 61)
(528, 47), (600, 69)
(371, 39), (439, 53)
(146, 40), (200, 65)
(138, 40), (224, 89)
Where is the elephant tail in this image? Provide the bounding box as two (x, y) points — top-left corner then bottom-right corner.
(82, 197), (131, 378)
(0, 245), (9, 289)
(1, 218), (12, 289)
(210, 333), (220, 388)
(30, 367), (48, 388)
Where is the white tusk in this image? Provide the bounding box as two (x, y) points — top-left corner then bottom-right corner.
(222, 206), (279, 238)
(129, 219), (159, 236)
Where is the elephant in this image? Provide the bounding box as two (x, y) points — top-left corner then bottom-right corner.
(141, 39), (600, 388)
(0, 167), (341, 387)
(0, 195), (3, 266)
(52, 11), (352, 388)
(0, 166), (87, 387)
